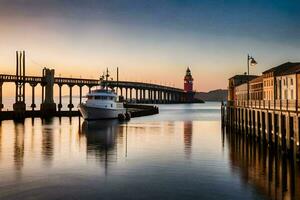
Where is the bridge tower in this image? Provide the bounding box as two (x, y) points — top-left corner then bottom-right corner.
(13, 51), (26, 117)
(184, 67), (195, 102)
(41, 68), (56, 116)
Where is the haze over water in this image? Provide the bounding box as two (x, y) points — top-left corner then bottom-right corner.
(0, 102), (299, 200)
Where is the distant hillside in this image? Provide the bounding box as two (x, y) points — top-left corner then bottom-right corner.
(195, 89), (227, 102)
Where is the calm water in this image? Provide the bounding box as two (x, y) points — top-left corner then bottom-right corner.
(0, 102), (299, 200)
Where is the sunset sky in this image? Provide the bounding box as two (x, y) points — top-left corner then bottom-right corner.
(0, 0), (299, 93)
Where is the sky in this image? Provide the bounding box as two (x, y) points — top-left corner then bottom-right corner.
(0, 0), (299, 94)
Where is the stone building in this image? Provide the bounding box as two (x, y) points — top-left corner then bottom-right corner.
(250, 76), (263, 100)
(262, 62), (300, 101)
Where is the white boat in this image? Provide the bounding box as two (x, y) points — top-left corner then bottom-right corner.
(78, 88), (126, 120)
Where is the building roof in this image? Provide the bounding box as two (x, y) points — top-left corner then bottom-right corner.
(185, 67), (192, 77)
(250, 76), (263, 84)
(262, 62), (300, 76)
(228, 74), (258, 80)
(228, 74), (258, 87)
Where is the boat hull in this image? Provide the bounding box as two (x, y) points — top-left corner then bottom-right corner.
(79, 104), (126, 120)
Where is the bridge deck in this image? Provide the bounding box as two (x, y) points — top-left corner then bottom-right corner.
(0, 74), (184, 92)
(102, 80), (184, 93)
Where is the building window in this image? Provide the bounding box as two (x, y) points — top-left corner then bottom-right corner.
(291, 90), (294, 99)
(291, 78), (293, 85)
(284, 90), (287, 100)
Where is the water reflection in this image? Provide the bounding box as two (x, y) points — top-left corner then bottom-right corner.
(42, 118), (54, 167)
(2, 103), (299, 200)
(224, 129), (300, 200)
(81, 120), (119, 172)
(14, 123), (25, 172)
(183, 121), (192, 159)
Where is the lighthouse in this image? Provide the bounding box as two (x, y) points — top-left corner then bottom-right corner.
(184, 67), (195, 102)
(184, 67), (193, 92)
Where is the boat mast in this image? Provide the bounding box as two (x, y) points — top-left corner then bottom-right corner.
(117, 67), (119, 87)
(106, 68), (109, 91)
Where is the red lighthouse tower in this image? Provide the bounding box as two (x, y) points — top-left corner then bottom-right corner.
(184, 67), (195, 102)
(184, 67), (193, 92)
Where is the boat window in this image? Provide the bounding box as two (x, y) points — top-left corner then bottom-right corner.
(90, 95), (116, 100)
(94, 96), (109, 100)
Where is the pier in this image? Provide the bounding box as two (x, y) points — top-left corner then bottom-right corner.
(222, 62), (300, 159)
(222, 100), (300, 158)
(0, 51), (187, 120)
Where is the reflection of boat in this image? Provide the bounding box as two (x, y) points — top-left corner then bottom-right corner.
(82, 119), (119, 132)
(79, 89), (126, 120)
(82, 120), (119, 155)
(81, 120), (130, 175)
(82, 120), (119, 139)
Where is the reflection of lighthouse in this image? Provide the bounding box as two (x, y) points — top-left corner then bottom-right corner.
(184, 67), (195, 102)
(183, 121), (193, 159)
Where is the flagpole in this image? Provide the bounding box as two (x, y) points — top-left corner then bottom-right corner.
(247, 54), (250, 106)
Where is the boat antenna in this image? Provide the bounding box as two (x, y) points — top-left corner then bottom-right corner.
(117, 67), (119, 84)
(106, 68), (109, 91)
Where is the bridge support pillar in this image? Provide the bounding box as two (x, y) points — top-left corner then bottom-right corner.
(68, 85), (74, 111)
(129, 88), (132, 102)
(154, 90), (157, 104)
(0, 82), (3, 111)
(125, 88), (128, 100)
(120, 87), (123, 97)
(41, 85), (44, 103)
(135, 89), (139, 103)
(58, 85), (62, 112)
(158, 91), (162, 104)
(140, 89), (143, 103)
(41, 68), (56, 116)
(149, 90), (152, 103)
(30, 83), (37, 111)
(79, 85), (83, 104)
(13, 51), (26, 119)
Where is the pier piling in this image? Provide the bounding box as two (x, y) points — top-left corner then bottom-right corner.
(222, 102), (300, 159)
